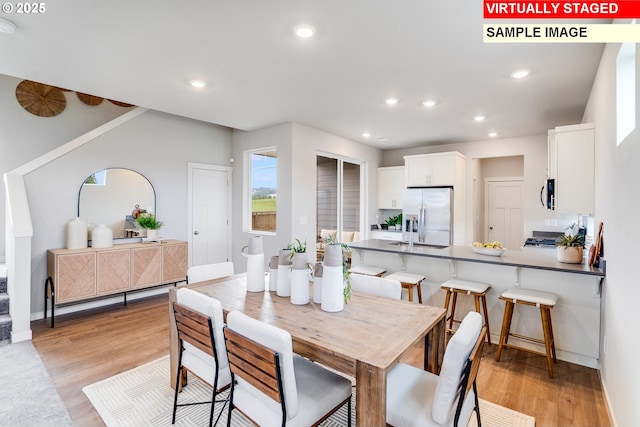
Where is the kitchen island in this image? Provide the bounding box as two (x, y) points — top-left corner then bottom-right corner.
(349, 239), (605, 368)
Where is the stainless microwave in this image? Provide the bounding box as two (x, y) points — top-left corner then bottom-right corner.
(540, 179), (555, 210)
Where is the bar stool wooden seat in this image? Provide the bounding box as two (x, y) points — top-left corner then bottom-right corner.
(441, 278), (492, 345)
(384, 272), (425, 304)
(348, 265), (386, 277)
(496, 288), (558, 378)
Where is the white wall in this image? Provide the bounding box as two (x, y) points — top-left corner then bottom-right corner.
(23, 109), (232, 315)
(383, 135), (582, 244)
(582, 37), (640, 427)
(231, 122), (382, 270)
(0, 73), (129, 259)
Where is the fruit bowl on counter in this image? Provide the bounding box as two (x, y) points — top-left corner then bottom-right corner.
(471, 241), (505, 257)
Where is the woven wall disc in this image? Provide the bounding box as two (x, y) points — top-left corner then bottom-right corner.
(16, 80), (66, 117)
(76, 92), (104, 106)
(108, 99), (135, 108)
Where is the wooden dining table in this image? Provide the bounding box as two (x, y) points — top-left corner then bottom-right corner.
(168, 274), (446, 426)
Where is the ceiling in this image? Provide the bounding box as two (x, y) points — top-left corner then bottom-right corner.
(0, 1), (606, 149)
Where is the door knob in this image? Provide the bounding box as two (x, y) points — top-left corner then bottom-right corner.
(489, 226), (493, 230)
(193, 231), (199, 235)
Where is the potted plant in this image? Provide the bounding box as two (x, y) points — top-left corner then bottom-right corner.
(556, 223), (584, 264)
(136, 212), (163, 239)
(289, 238), (310, 304)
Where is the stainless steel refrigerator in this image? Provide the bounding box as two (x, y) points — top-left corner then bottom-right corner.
(402, 187), (453, 246)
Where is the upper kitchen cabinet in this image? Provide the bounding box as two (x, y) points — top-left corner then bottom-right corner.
(378, 166), (405, 209)
(548, 123), (595, 215)
(404, 152), (465, 188)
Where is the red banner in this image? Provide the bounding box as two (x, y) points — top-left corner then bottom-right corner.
(484, 1), (640, 19)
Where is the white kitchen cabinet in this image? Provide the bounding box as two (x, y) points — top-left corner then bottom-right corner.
(548, 123), (594, 215)
(404, 152), (465, 187)
(377, 166), (405, 209)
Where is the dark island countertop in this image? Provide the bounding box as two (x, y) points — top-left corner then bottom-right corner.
(348, 239), (605, 277)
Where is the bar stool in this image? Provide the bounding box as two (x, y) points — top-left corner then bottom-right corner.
(496, 288), (558, 378)
(440, 278), (491, 345)
(384, 272), (425, 304)
(348, 265), (386, 277)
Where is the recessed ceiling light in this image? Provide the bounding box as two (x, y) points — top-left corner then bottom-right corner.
(385, 97), (399, 106)
(422, 100), (436, 108)
(489, 132), (498, 137)
(511, 69), (529, 79)
(0, 18), (16, 34)
(294, 24), (316, 38)
(362, 132), (371, 138)
(474, 115), (485, 122)
(190, 80), (206, 88)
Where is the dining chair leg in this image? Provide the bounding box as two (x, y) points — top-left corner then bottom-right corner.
(449, 292), (459, 330)
(540, 306), (555, 378)
(480, 294), (491, 345)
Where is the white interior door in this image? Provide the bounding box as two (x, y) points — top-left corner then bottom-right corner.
(189, 164), (231, 266)
(485, 179), (524, 250)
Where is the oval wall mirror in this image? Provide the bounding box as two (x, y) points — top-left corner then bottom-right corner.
(78, 168), (155, 239)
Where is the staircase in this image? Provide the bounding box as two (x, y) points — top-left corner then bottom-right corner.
(0, 264), (10, 343)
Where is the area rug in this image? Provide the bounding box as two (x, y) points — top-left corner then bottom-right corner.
(84, 355), (535, 427)
(0, 341), (74, 426)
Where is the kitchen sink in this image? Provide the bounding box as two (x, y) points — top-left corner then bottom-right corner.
(390, 241), (449, 250)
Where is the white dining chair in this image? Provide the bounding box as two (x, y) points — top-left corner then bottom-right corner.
(350, 273), (402, 300)
(186, 261), (234, 284)
(172, 288), (231, 427)
(386, 311), (486, 427)
(223, 310), (353, 427)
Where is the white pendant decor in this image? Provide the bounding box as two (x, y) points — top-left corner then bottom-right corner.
(66, 217), (87, 250)
(276, 248), (292, 297)
(242, 236), (265, 292)
(268, 255), (279, 292)
(313, 262), (323, 304)
(91, 224), (113, 248)
(321, 244), (344, 312)
(290, 251), (309, 305)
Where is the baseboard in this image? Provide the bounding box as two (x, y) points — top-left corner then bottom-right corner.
(11, 329), (32, 343)
(599, 370), (618, 427)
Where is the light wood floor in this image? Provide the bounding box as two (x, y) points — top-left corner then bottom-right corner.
(31, 293), (611, 427)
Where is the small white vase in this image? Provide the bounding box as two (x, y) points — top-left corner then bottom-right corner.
(92, 224), (113, 248)
(146, 229), (158, 239)
(276, 249), (292, 297)
(268, 255), (279, 292)
(66, 217), (87, 250)
(290, 252), (309, 305)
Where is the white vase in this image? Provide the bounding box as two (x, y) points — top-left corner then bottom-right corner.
(276, 249), (292, 297)
(290, 252), (309, 305)
(66, 217), (87, 249)
(242, 236), (265, 292)
(321, 244), (344, 312)
(268, 255), (279, 292)
(313, 262), (323, 304)
(92, 224), (113, 248)
(146, 229), (158, 239)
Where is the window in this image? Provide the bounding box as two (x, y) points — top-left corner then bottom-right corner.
(246, 148), (277, 233)
(616, 22), (636, 146)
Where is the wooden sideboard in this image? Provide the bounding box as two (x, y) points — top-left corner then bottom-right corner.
(45, 240), (187, 326)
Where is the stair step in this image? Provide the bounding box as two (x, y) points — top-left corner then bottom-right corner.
(0, 293), (8, 316)
(0, 314), (11, 342)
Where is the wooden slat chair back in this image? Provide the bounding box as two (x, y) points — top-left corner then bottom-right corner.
(172, 299), (229, 427)
(224, 327), (284, 406)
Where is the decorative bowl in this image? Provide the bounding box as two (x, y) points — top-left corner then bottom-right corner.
(472, 246), (506, 257)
